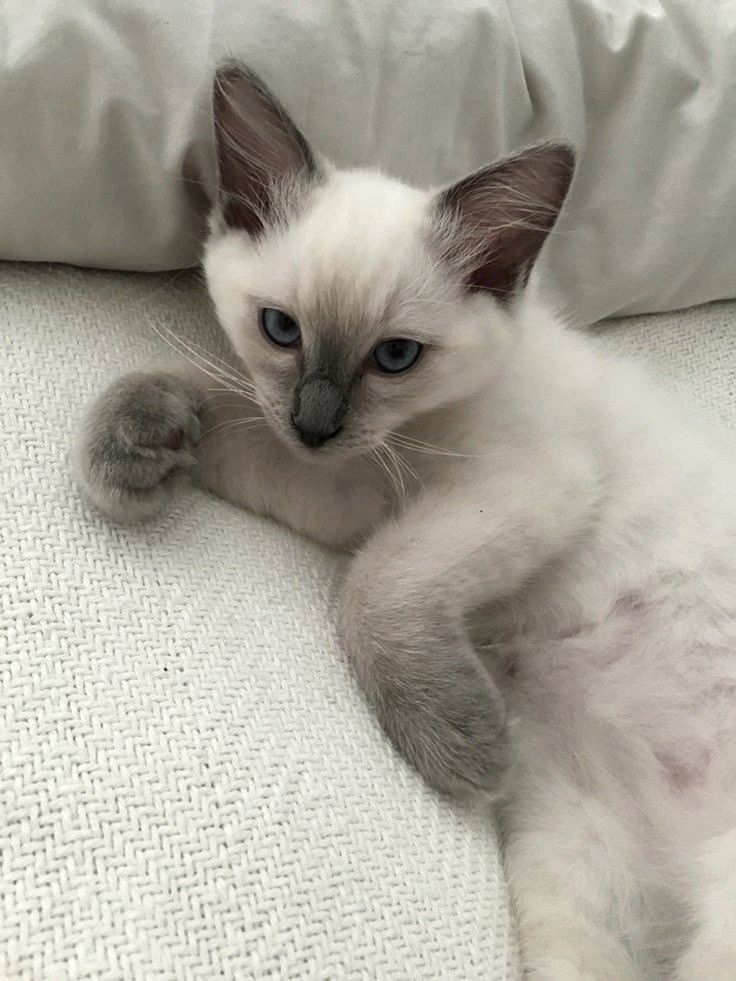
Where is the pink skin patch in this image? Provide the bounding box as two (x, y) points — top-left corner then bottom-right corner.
(656, 746), (712, 791)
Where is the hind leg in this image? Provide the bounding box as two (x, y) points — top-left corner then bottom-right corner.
(674, 828), (736, 981)
(501, 752), (648, 980)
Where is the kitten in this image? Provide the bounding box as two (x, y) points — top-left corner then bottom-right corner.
(75, 64), (736, 979)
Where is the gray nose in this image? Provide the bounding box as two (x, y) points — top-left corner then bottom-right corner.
(291, 375), (347, 448)
(290, 417), (342, 448)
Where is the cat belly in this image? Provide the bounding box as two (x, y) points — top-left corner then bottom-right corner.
(501, 602), (736, 838)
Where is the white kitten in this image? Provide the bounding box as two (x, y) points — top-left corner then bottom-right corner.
(75, 65), (736, 979)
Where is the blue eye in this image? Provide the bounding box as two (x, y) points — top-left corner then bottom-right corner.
(260, 307), (301, 347)
(373, 338), (422, 374)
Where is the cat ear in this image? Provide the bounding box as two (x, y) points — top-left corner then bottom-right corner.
(434, 143), (575, 301)
(212, 62), (320, 235)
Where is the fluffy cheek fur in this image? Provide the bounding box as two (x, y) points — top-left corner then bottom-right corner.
(204, 228), (513, 452)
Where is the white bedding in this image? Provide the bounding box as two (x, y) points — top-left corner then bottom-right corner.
(1, 0), (736, 323)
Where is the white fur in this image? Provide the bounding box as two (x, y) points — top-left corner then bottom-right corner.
(197, 161), (736, 976)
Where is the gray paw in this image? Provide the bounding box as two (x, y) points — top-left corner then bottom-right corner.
(342, 600), (511, 799)
(74, 371), (201, 522)
(376, 656), (512, 801)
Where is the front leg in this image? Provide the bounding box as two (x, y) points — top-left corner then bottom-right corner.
(194, 392), (387, 551)
(339, 451), (599, 798)
(75, 364), (386, 549)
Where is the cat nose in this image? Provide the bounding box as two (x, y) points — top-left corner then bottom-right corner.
(291, 374), (347, 449)
(290, 416), (343, 448)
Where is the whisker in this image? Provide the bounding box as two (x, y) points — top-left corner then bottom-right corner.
(199, 390), (242, 406)
(201, 416), (268, 438)
(152, 318), (257, 396)
(199, 402), (259, 417)
(372, 445), (402, 501)
(389, 442), (420, 485)
(384, 439), (424, 495)
(382, 442), (406, 498)
(158, 323), (255, 389)
(201, 385), (259, 402)
(145, 316), (258, 405)
(399, 454), (422, 488)
(388, 430), (484, 459)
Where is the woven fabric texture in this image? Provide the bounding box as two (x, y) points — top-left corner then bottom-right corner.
(597, 304), (736, 433)
(2, 262), (735, 979)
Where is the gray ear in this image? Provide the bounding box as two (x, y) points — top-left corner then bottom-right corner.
(212, 62), (319, 235)
(434, 143), (575, 300)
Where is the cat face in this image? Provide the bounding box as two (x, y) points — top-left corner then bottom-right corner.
(205, 168), (499, 456)
(204, 64), (573, 458)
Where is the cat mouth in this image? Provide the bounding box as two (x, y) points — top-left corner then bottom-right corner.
(282, 420), (374, 462)
(261, 404), (369, 460)
(289, 413), (343, 450)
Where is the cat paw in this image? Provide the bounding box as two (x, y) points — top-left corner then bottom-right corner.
(346, 624), (511, 798)
(74, 371), (201, 522)
(404, 671), (513, 800)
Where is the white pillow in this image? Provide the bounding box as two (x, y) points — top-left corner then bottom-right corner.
(1, 0), (735, 323)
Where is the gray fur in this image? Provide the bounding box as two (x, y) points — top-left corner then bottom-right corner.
(339, 580), (511, 799)
(212, 62), (321, 235)
(74, 372), (201, 523)
(433, 142), (575, 299)
(291, 374), (347, 446)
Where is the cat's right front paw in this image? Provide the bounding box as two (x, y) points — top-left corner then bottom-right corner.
(74, 371), (201, 523)
(340, 569), (511, 800)
(382, 659), (512, 801)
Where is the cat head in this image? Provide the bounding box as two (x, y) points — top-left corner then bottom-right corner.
(204, 63), (574, 458)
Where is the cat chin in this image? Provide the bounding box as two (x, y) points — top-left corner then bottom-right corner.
(285, 439), (372, 465)
(277, 429), (380, 466)
(256, 405), (376, 462)
(264, 417), (360, 463)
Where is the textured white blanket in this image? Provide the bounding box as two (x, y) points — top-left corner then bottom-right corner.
(2, 262), (734, 978)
